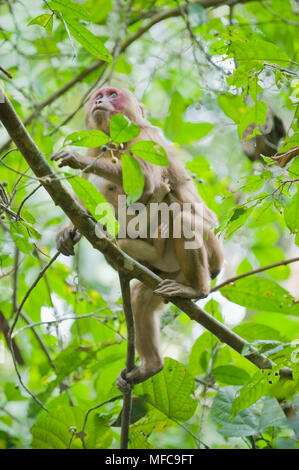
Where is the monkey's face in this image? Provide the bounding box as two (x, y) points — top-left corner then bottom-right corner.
(88, 87), (126, 128)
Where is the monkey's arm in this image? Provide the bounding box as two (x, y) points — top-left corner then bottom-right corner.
(51, 150), (123, 186)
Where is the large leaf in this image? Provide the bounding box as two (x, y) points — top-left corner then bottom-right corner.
(28, 14), (53, 33)
(130, 140), (168, 166)
(175, 122), (213, 143)
(121, 153), (144, 204)
(110, 114), (140, 143)
(218, 93), (246, 123)
(31, 403), (112, 449)
(135, 358), (197, 422)
(48, 0), (90, 21)
(231, 369), (280, 418)
(63, 16), (112, 63)
(64, 130), (109, 148)
(284, 188), (299, 233)
(211, 386), (260, 437)
(66, 174), (117, 236)
(213, 365), (251, 385)
(220, 276), (299, 316)
(230, 39), (290, 67)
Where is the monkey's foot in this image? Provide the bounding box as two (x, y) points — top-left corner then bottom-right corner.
(154, 279), (209, 299)
(56, 227), (81, 256)
(117, 364), (163, 393)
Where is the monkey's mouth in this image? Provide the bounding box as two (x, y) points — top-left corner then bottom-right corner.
(92, 104), (113, 113)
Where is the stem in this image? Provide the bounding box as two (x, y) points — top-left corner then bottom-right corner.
(119, 273), (135, 450)
(211, 257), (299, 292)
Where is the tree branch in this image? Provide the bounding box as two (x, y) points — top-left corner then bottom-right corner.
(0, 90), (293, 388)
(119, 273), (135, 450)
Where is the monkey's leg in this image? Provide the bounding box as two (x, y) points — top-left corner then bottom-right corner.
(205, 230), (224, 280)
(117, 281), (164, 391)
(154, 212), (211, 299)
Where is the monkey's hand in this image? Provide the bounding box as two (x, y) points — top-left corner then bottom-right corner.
(117, 363), (163, 392)
(154, 279), (209, 299)
(56, 226), (81, 256)
(151, 177), (171, 203)
(51, 150), (89, 170)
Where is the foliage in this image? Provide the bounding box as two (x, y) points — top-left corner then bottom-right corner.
(0, 0), (298, 450)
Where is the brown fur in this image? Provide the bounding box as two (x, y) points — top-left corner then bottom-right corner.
(52, 87), (224, 387)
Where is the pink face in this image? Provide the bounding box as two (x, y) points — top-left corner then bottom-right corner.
(89, 87), (126, 115)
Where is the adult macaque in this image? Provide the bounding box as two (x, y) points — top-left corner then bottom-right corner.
(242, 108), (285, 161)
(51, 87), (223, 388)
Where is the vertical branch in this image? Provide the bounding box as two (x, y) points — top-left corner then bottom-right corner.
(118, 272), (135, 450)
(11, 246), (20, 317)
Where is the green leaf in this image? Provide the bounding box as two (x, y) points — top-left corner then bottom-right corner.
(230, 39), (290, 67)
(238, 101), (268, 139)
(66, 174), (118, 236)
(211, 386), (259, 437)
(221, 276), (299, 316)
(231, 369), (280, 418)
(259, 397), (287, 431)
(4, 382), (27, 401)
(188, 331), (211, 375)
(63, 17), (112, 62)
(9, 221), (32, 254)
(114, 56), (132, 75)
(288, 157), (299, 178)
(130, 140), (168, 166)
(175, 122), (213, 144)
(213, 365), (251, 385)
(31, 402), (112, 449)
(28, 14), (53, 33)
(31, 404), (84, 449)
(121, 153), (144, 204)
(135, 358), (197, 422)
(284, 188), (299, 233)
(48, 0), (90, 21)
(110, 114), (140, 143)
(233, 323), (284, 343)
(63, 130), (109, 148)
(218, 94), (246, 124)
(221, 205), (254, 238)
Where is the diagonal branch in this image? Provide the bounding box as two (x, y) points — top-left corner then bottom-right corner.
(0, 89), (292, 385)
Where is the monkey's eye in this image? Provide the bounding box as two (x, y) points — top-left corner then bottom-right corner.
(108, 185), (116, 191)
(96, 93), (103, 100)
(110, 92), (117, 98)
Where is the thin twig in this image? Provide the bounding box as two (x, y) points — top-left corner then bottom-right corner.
(81, 395), (122, 449)
(19, 311), (55, 368)
(119, 273), (135, 450)
(16, 184), (42, 220)
(6, 251), (60, 411)
(211, 256), (299, 292)
(11, 246), (20, 317)
(0, 66), (12, 79)
(12, 309), (109, 338)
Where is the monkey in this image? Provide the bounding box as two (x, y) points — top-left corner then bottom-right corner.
(51, 87), (223, 388)
(242, 108), (285, 161)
